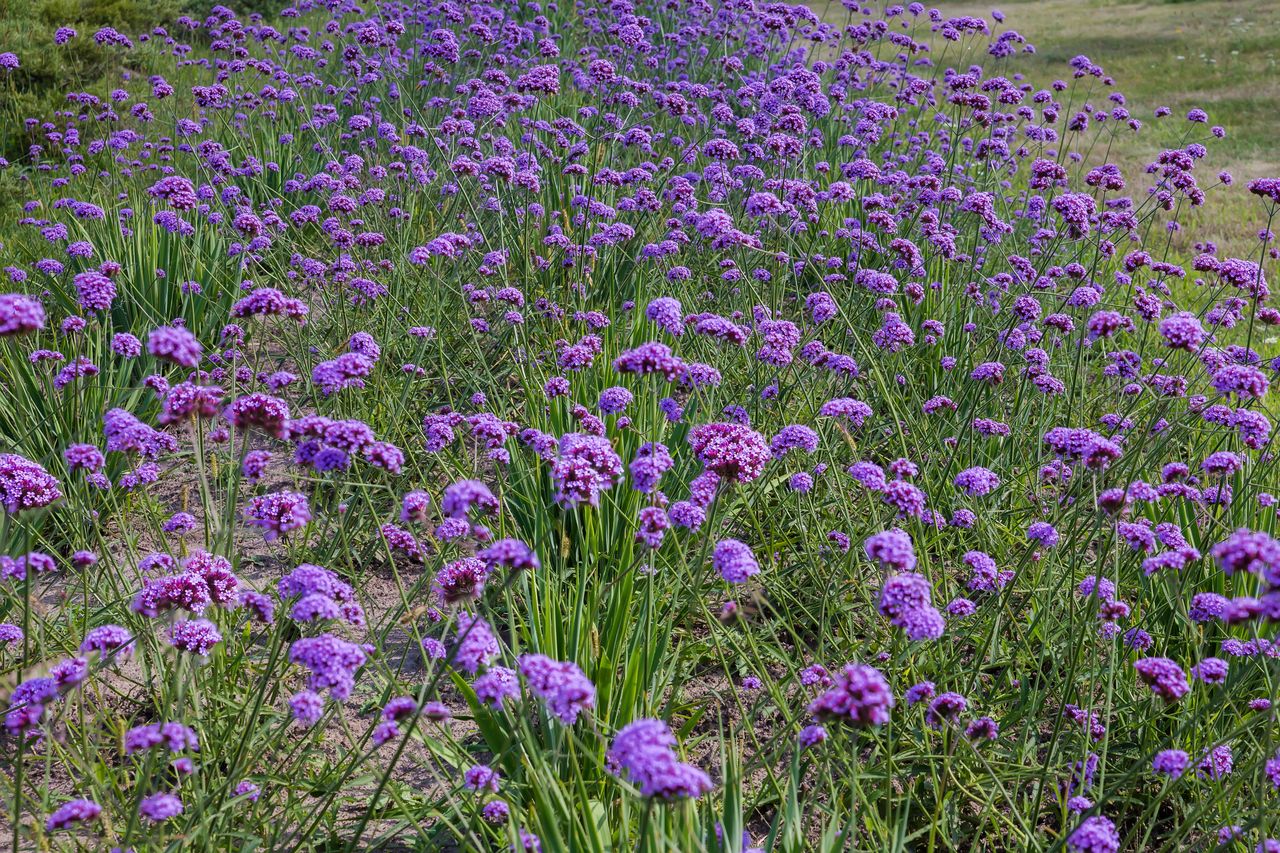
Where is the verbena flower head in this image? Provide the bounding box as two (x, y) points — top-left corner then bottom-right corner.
(45, 799), (101, 831)
(607, 718), (713, 800)
(0, 294), (45, 336)
(147, 325), (202, 368)
(713, 539), (759, 583)
(809, 663), (895, 726)
(551, 433), (623, 506)
(864, 528), (917, 573)
(1067, 815), (1119, 853)
(1134, 657), (1190, 702)
(0, 454), (61, 513)
(244, 492), (311, 542)
(688, 423), (770, 483)
(517, 654), (596, 724)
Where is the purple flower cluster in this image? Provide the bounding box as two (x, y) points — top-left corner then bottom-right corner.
(607, 718), (713, 800)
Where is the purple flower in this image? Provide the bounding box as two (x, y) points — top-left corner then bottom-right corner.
(147, 325), (202, 368)
(878, 573), (944, 641)
(0, 624), (23, 648)
(0, 454), (61, 513)
(1211, 529), (1280, 581)
(518, 654), (596, 724)
(629, 442), (673, 494)
(1067, 815), (1119, 853)
(168, 619), (222, 655)
(433, 558), (489, 606)
(688, 423), (770, 483)
(0, 294), (45, 336)
(809, 663), (895, 726)
(1191, 657), (1228, 685)
(645, 297), (683, 336)
(925, 692), (968, 728)
(45, 799), (101, 831)
(712, 539), (759, 583)
(80, 624), (133, 659)
(905, 682), (936, 706)
(551, 433), (623, 506)
(1026, 522), (1059, 547)
(965, 716), (999, 740)
(244, 491), (311, 542)
(441, 479), (499, 519)
(1134, 657), (1190, 702)
(864, 528), (916, 572)
(819, 397), (872, 427)
(1198, 743), (1233, 780)
(1152, 749), (1190, 779)
(289, 690), (325, 726)
(770, 424), (819, 459)
(464, 764), (501, 793)
(449, 613), (498, 675)
(473, 666), (519, 708)
(222, 390), (289, 434)
(73, 271), (116, 312)
(598, 386), (634, 414)
(613, 341), (685, 381)
(124, 722), (198, 754)
(139, 793), (184, 823)
(477, 538), (539, 572)
(607, 718), (713, 800)
(289, 634), (369, 702)
(954, 467), (1000, 497)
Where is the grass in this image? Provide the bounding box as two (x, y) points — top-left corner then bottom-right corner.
(0, 0), (1276, 851)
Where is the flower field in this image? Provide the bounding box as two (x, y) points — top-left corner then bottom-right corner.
(0, 0), (1278, 849)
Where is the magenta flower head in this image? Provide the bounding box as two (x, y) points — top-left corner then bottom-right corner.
(225, 393), (290, 438)
(770, 424), (819, 458)
(688, 422), (770, 483)
(433, 558), (489, 606)
(448, 612), (498, 675)
(45, 799), (101, 831)
(464, 764), (501, 793)
(819, 397), (873, 428)
(168, 619), (223, 656)
(440, 479), (499, 519)
(878, 572), (944, 641)
(1067, 815), (1119, 853)
(517, 654), (596, 724)
(477, 538), (539, 572)
(0, 454), (62, 513)
(925, 692), (968, 728)
(809, 663), (895, 726)
(0, 293), (46, 335)
(712, 539), (759, 583)
(73, 271), (116, 313)
(473, 666), (519, 709)
(244, 491), (311, 542)
(1211, 529), (1280, 582)
(288, 634), (369, 702)
(139, 792), (183, 823)
(551, 433), (623, 506)
(954, 466), (1000, 497)
(1152, 749), (1190, 778)
(864, 528), (917, 573)
(147, 325), (202, 368)
(612, 341), (685, 381)
(1134, 657), (1190, 702)
(607, 718), (713, 800)
(1247, 177), (1280, 205)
